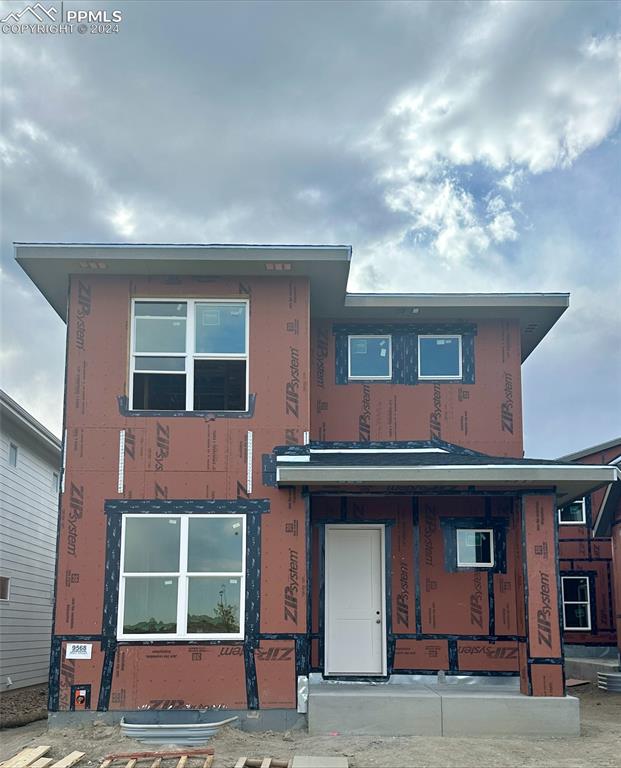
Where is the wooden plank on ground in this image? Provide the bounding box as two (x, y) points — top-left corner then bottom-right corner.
(175, 759), (187, 768)
(4, 748), (52, 768)
(99, 761), (112, 768)
(106, 752), (214, 761)
(234, 760), (248, 768)
(202, 758), (214, 768)
(49, 753), (85, 768)
(30, 760), (54, 768)
(124, 761), (137, 768)
(261, 760), (272, 768)
(150, 760), (161, 768)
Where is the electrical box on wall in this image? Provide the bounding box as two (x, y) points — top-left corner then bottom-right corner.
(70, 684), (91, 711)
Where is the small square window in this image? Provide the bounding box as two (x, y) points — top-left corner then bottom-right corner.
(8, 443), (18, 467)
(52, 472), (59, 492)
(456, 529), (494, 567)
(562, 576), (591, 630)
(348, 335), (392, 380)
(418, 335), (462, 380)
(0, 577), (10, 600)
(558, 498), (586, 525)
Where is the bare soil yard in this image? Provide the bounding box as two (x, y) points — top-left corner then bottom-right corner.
(1, 684), (620, 767)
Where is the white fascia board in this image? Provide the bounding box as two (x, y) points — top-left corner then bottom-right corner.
(276, 464), (618, 486)
(309, 447), (448, 454)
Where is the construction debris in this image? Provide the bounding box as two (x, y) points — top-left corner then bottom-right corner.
(0, 750), (85, 768)
(100, 750), (214, 768)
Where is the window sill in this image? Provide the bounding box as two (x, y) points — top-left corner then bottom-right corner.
(117, 633), (245, 642)
(117, 394), (256, 419)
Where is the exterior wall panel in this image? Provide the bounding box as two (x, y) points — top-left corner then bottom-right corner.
(51, 274), (310, 711)
(310, 319), (523, 455)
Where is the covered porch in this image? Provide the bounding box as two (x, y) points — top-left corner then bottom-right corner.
(272, 439), (618, 735)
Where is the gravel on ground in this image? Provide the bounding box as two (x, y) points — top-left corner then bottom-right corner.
(0, 684), (48, 729)
(0, 684), (620, 767)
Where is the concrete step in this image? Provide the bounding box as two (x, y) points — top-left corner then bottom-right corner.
(565, 656), (619, 684)
(308, 682), (580, 736)
(309, 683), (442, 736)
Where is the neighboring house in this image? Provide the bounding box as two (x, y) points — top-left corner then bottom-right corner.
(0, 389), (61, 691)
(558, 438), (621, 649)
(15, 243), (618, 736)
(557, 438), (621, 682)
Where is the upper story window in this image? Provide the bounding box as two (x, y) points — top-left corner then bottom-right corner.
(118, 514), (246, 640)
(52, 472), (59, 493)
(558, 498), (586, 525)
(348, 335), (392, 380)
(130, 299), (248, 412)
(8, 442), (18, 467)
(456, 528), (494, 567)
(418, 335), (462, 380)
(0, 576), (10, 601)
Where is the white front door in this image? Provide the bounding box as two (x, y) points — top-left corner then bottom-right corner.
(325, 524), (386, 676)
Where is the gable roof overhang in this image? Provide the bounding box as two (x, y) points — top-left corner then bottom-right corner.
(15, 243), (568, 362)
(0, 389), (61, 455)
(592, 461), (621, 537)
(558, 436), (621, 463)
(274, 442), (618, 506)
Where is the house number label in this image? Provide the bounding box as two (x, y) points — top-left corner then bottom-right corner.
(66, 642), (92, 659)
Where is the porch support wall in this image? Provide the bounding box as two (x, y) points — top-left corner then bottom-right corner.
(519, 493), (564, 696)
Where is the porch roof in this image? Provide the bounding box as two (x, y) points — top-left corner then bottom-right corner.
(273, 440), (618, 506)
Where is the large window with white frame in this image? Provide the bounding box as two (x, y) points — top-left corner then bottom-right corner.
(130, 299), (248, 411)
(558, 498), (586, 525)
(118, 514), (246, 640)
(418, 335), (462, 380)
(561, 575), (591, 630)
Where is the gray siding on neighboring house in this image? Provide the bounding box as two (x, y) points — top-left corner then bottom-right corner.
(0, 397), (60, 691)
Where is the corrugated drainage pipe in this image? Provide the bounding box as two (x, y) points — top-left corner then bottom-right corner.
(120, 715), (239, 745)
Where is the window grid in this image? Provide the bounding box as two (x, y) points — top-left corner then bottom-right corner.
(118, 514), (246, 641)
(558, 498), (586, 525)
(418, 334), (463, 380)
(347, 335), (393, 381)
(129, 298), (249, 412)
(561, 576), (591, 631)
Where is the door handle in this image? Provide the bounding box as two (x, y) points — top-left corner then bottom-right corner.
(376, 618), (381, 624)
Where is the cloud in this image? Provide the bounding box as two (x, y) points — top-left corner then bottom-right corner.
(0, 0), (619, 453)
(361, 3), (620, 265)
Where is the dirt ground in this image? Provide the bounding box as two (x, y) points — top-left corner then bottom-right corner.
(1, 684), (620, 767)
(0, 684), (47, 728)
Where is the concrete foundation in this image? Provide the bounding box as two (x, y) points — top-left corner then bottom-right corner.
(47, 708), (306, 732)
(308, 681), (580, 737)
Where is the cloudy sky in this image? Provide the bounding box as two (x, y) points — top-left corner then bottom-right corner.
(0, 0), (619, 457)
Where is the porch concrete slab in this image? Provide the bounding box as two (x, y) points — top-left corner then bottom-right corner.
(441, 692), (580, 736)
(308, 683), (442, 736)
(292, 758), (348, 768)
